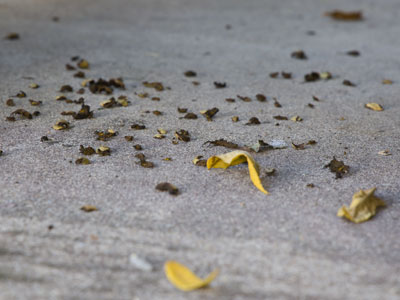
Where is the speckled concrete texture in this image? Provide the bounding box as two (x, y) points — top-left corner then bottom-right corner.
(0, 0), (399, 299)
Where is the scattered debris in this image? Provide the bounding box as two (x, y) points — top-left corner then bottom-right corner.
(164, 261), (218, 291)
(200, 107), (219, 121)
(231, 116), (239, 122)
(14, 91), (26, 98)
(29, 99), (42, 106)
(265, 168), (276, 176)
(133, 144), (143, 150)
(291, 142), (306, 150)
(306, 183), (315, 188)
(184, 71), (197, 77)
(175, 130), (190, 142)
(307, 103), (315, 108)
(378, 150), (391, 156)
(291, 50), (307, 59)
(183, 112), (198, 119)
(80, 145), (96, 155)
(177, 107), (188, 113)
(214, 82), (226, 88)
(152, 110), (162, 116)
(325, 10), (363, 21)
(96, 146), (111, 156)
(59, 85), (73, 93)
(75, 157), (91, 165)
(80, 205), (98, 212)
(246, 117), (260, 125)
(304, 72), (320, 82)
(273, 115), (288, 120)
(337, 188), (385, 223)
(207, 150), (268, 194)
(343, 80), (356, 87)
(382, 79), (393, 85)
(365, 103), (383, 111)
(273, 98), (282, 107)
(77, 59), (89, 69)
(256, 94), (266, 102)
(155, 182), (179, 195)
(124, 136), (134, 142)
(131, 123), (146, 130)
(53, 120), (70, 130)
(225, 98), (235, 103)
(5, 32), (20, 40)
(29, 83), (39, 89)
(129, 253), (153, 271)
(74, 71), (85, 78)
(6, 99), (15, 106)
(290, 115), (303, 122)
(325, 157), (349, 179)
(205, 139), (240, 150)
(135, 153), (154, 168)
(193, 156), (207, 167)
(95, 129), (118, 141)
(237, 95), (252, 102)
(73, 104), (93, 119)
(143, 81), (164, 91)
(86, 78), (125, 94)
(346, 50), (360, 57)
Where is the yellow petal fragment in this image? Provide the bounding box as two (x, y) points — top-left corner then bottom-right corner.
(207, 150), (268, 194)
(365, 103), (383, 111)
(164, 261), (218, 291)
(382, 79), (393, 85)
(337, 188), (385, 223)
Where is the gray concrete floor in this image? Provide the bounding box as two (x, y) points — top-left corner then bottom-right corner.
(1, 0), (400, 299)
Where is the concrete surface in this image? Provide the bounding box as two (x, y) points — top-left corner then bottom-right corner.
(1, 0), (400, 299)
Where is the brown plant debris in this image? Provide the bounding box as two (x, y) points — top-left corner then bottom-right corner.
(143, 81), (164, 91)
(74, 71), (85, 78)
(14, 91), (26, 98)
(5, 32), (20, 40)
(183, 113), (198, 119)
(193, 156), (207, 167)
(246, 117), (261, 125)
(6, 109), (33, 121)
(205, 139), (240, 150)
(273, 115), (288, 120)
(59, 85), (73, 93)
(134, 144), (143, 150)
(308, 103), (315, 108)
(201, 107), (219, 121)
(304, 72), (320, 82)
(155, 182), (179, 195)
(86, 78), (125, 94)
(96, 146), (111, 156)
(95, 129), (118, 141)
(77, 59), (89, 69)
(66, 64), (76, 70)
(325, 10), (363, 21)
(237, 95), (252, 102)
(177, 107), (188, 113)
(135, 153), (154, 168)
(53, 119), (70, 130)
(273, 98), (282, 107)
(80, 205), (98, 212)
(214, 82), (226, 88)
(256, 94), (266, 102)
(75, 157), (91, 165)
(29, 83), (39, 89)
(343, 80), (356, 87)
(153, 110), (162, 116)
(291, 142), (306, 150)
(184, 70), (197, 77)
(291, 50), (307, 59)
(124, 136), (134, 142)
(175, 130), (190, 142)
(73, 104), (93, 119)
(346, 50), (360, 57)
(6, 99), (15, 106)
(29, 99), (42, 106)
(131, 123), (146, 130)
(232, 116), (239, 122)
(225, 98), (235, 103)
(325, 157), (349, 179)
(80, 145), (96, 155)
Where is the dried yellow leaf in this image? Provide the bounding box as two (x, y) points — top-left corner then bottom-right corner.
(365, 103), (383, 111)
(53, 119), (70, 130)
(382, 79), (393, 85)
(290, 115), (303, 122)
(164, 261), (218, 291)
(77, 59), (89, 69)
(157, 128), (167, 134)
(29, 83), (39, 89)
(80, 205), (98, 212)
(207, 150), (268, 194)
(337, 188), (385, 223)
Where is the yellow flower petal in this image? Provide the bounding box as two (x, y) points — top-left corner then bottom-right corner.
(164, 261), (218, 291)
(207, 150), (268, 194)
(337, 187), (385, 223)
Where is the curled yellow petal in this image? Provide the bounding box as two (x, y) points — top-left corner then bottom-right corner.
(207, 150), (268, 194)
(365, 103), (383, 111)
(337, 187), (385, 223)
(164, 261), (218, 291)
